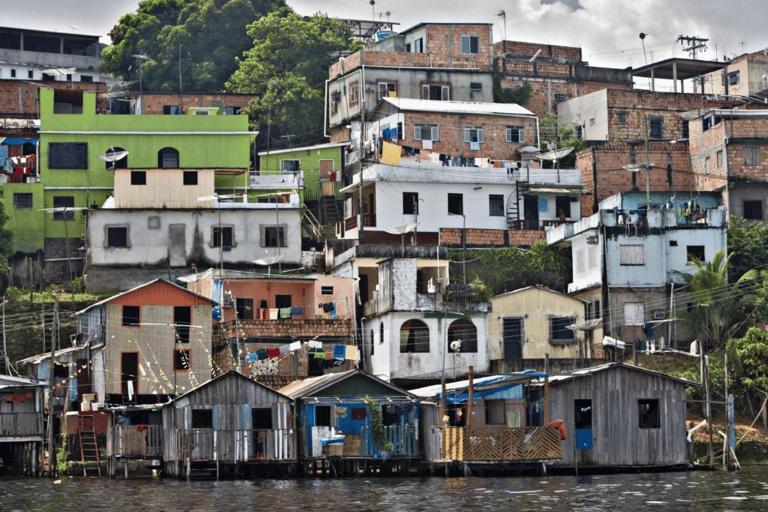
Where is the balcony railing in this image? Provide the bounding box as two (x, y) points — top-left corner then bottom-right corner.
(0, 412), (44, 438)
(430, 426), (563, 462)
(111, 425), (163, 458)
(175, 428), (295, 463)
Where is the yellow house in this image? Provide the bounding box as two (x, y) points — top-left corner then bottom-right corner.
(488, 286), (589, 360)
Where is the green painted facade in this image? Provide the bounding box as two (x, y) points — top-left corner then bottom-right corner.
(258, 143), (346, 202)
(3, 88), (256, 253)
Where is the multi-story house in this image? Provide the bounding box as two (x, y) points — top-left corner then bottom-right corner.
(700, 49), (768, 97)
(1, 87), (260, 287)
(547, 191), (726, 347)
(326, 23), (495, 142)
(129, 92), (255, 116)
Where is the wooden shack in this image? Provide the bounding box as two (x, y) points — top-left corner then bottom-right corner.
(543, 363), (695, 470)
(413, 373), (563, 474)
(0, 375), (45, 475)
(280, 370), (419, 477)
(160, 371), (294, 479)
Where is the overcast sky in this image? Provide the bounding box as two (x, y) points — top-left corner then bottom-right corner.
(8, 0), (768, 76)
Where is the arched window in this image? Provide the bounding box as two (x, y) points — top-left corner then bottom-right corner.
(158, 147), (179, 168)
(400, 319), (430, 353)
(448, 319), (477, 353)
(104, 147), (127, 169)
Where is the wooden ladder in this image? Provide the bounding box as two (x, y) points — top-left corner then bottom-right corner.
(78, 415), (101, 476)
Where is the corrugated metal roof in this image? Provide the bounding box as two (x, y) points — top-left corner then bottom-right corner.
(179, 269), (317, 283)
(169, 370), (291, 404)
(18, 344), (91, 365)
(382, 97), (535, 117)
(410, 372), (545, 399)
(256, 141), (349, 156)
(533, 362), (698, 387)
(280, 369), (414, 399)
(75, 278), (216, 316)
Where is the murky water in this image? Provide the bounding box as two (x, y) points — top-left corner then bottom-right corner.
(3, 468), (768, 511)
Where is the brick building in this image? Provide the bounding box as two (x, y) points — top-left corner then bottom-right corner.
(494, 41), (634, 119)
(700, 49), (768, 97)
(131, 92), (256, 116)
(687, 108), (768, 222)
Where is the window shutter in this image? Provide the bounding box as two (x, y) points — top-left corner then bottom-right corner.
(441, 86), (449, 100)
(422, 85), (429, 99)
(462, 36), (469, 54)
(431, 125), (439, 141)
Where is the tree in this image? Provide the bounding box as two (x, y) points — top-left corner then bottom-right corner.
(727, 327), (768, 427)
(538, 113), (587, 168)
(226, 10), (362, 147)
(492, 60), (531, 106)
(0, 203), (12, 272)
(727, 217), (768, 282)
(674, 248), (757, 350)
(101, 0), (285, 92)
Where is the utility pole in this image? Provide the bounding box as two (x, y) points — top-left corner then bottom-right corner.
(677, 35), (709, 60)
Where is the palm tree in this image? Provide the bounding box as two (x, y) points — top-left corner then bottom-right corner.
(674, 248), (758, 351)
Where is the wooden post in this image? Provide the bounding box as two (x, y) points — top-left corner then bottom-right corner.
(46, 299), (58, 477)
(724, 352), (730, 468)
(440, 379), (447, 426)
(544, 354), (550, 425)
(704, 351), (714, 467)
(467, 366), (474, 428)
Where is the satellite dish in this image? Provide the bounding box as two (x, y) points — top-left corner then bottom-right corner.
(253, 255), (284, 276)
(98, 151), (129, 163)
(383, 223), (419, 235)
(538, 147), (575, 161)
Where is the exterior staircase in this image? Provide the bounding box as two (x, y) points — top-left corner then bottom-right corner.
(506, 180), (528, 229)
(78, 414), (101, 476)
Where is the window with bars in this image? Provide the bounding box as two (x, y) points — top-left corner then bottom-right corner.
(13, 193), (32, 209)
(158, 147), (179, 168)
(49, 142), (87, 169)
(489, 195), (504, 216)
(550, 317), (575, 344)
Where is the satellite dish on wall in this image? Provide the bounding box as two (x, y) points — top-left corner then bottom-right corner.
(98, 147), (129, 170)
(384, 223), (419, 257)
(253, 255), (284, 275)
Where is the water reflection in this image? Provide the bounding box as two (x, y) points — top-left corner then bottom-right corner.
(2, 468), (768, 511)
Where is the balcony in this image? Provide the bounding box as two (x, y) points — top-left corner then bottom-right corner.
(427, 426), (563, 462)
(0, 412), (44, 439)
(174, 428), (296, 462)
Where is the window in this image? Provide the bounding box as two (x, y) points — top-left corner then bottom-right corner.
(638, 399), (660, 428)
(252, 408), (273, 430)
(624, 302), (644, 326)
(192, 409), (213, 429)
(588, 246), (597, 269)
(586, 299), (601, 320)
(275, 295), (291, 309)
(236, 298), (254, 320)
(224, 106), (241, 115)
(378, 81), (396, 98)
(575, 125), (583, 139)
(489, 195), (504, 216)
(470, 82), (482, 94)
(485, 400), (505, 425)
(349, 80), (359, 106)
(716, 150), (723, 168)
(212, 226), (233, 248)
(555, 196), (571, 218)
(321, 286), (334, 295)
(28, 70), (33, 79)
(744, 146), (761, 165)
(105, 147), (128, 169)
(448, 319), (477, 353)
(617, 111), (627, 123)
(403, 192), (419, 215)
(744, 200), (763, 220)
(174, 349), (191, 371)
(414, 124), (439, 141)
(183, 171), (198, 185)
(461, 35), (479, 55)
(464, 126), (484, 143)
(506, 126), (524, 143)
(554, 91), (567, 101)
(262, 226), (285, 247)
(158, 147), (179, 168)
(162, 105), (179, 115)
(619, 244), (644, 265)
(687, 245), (705, 264)
(107, 226), (128, 248)
(575, 399), (592, 429)
(122, 305), (140, 327)
(727, 70), (740, 86)
(413, 38), (424, 53)
(280, 160), (300, 173)
(649, 116), (663, 138)
(421, 84), (449, 101)
(10, 69), (15, 78)
(52, 196), (74, 220)
(682, 119), (690, 140)
(49, 142), (87, 169)
(315, 406), (332, 427)
(448, 193), (463, 216)
(400, 319), (430, 353)
(550, 317), (575, 343)
(705, 156), (710, 175)
(13, 193), (32, 209)
(130, 171), (146, 185)
(80, 75), (93, 82)
(174, 306), (191, 343)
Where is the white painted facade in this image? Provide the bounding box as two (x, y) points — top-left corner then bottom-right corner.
(556, 89), (609, 142)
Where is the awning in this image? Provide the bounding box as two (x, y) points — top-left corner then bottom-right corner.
(2, 137), (38, 146)
(567, 318), (602, 331)
(528, 187), (581, 194)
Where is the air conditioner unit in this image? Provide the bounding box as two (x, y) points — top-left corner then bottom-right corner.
(652, 310), (665, 320)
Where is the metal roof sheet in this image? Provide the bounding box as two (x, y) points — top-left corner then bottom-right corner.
(382, 97), (535, 117)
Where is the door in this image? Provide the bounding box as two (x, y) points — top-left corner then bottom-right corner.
(524, 195), (539, 230)
(168, 224), (186, 267)
(503, 317), (523, 359)
(121, 352), (139, 404)
(574, 399), (593, 450)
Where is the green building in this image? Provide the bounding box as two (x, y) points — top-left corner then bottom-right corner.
(1, 88), (256, 286)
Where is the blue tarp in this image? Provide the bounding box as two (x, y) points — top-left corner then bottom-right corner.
(211, 278), (223, 321)
(2, 138), (38, 146)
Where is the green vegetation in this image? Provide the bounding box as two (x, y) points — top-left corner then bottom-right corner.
(492, 60), (531, 106)
(450, 241), (572, 296)
(728, 217), (768, 282)
(226, 10), (362, 147)
(364, 396), (393, 453)
(538, 113), (587, 168)
(101, 0), (286, 92)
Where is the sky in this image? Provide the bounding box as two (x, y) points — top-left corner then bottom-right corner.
(7, 0), (768, 76)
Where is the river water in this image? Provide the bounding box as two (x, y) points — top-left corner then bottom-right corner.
(3, 467), (768, 511)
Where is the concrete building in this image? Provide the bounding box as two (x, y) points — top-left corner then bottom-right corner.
(700, 49), (768, 98)
(326, 23), (495, 141)
(129, 92), (255, 116)
(547, 192), (726, 348)
(493, 40), (634, 119)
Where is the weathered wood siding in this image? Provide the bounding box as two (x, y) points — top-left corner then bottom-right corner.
(547, 366), (687, 467)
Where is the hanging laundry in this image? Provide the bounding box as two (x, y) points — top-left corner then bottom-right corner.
(469, 141), (480, 151)
(422, 139), (433, 150)
(345, 345), (359, 361)
(256, 349), (269, 360)
(269, 308), (279, 319)
(382, 141), (401, 165)
(279, 344), (291, 355)
(314, 352), (327, 359)
(493, 161), (500, 168)
(279, 308), (291, 319)
(246, 352), (259, 363)
(290, 306), (303, 316)
(429, 152), (441, 164)
(268, 347), (280, 358)
(308, 340), (323, 350)
(481, 158), (489, 169)
(333, 344), (346, 360)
